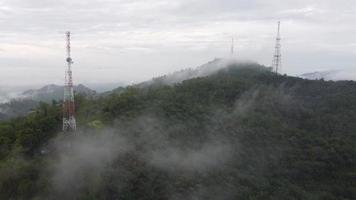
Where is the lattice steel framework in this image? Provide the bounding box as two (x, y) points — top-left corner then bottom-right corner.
(231, 37), (235, 57)
(272, 21), (282, 73)
(63, 31), (76, 132)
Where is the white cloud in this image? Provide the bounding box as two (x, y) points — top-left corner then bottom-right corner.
(0, 0), (356, 86)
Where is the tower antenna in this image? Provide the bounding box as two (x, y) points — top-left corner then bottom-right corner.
(63, 31), (77, 132)
(272, 21), (282, 73)
(231, 37), (234, 57)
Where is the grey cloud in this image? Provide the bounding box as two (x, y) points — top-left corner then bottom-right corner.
(1, 0), (356, 86)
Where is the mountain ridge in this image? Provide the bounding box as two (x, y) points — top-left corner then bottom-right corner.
(300, 69), (356, 81)
(0, 84), (96, 121)
(0, 61), (356, 199)
(22, 84), (96, 102)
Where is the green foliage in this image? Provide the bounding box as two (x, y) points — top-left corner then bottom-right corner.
(0, 63), (356, 199)
(0, 102), (60, 199)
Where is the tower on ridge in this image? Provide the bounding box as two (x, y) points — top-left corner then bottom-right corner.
(272, 21), (282, 73)
(231, 37), (235, 57)
(63, 31), (77, 132)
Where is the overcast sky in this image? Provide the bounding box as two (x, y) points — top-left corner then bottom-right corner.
(1, 0), (356, 86)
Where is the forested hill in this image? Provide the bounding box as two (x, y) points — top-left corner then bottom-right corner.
(0, 84), (96, 122)
(0, 62), (356, 200)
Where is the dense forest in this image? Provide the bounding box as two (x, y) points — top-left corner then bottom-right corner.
(0, 62), (355, 199)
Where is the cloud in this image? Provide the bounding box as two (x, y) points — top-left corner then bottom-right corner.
(1, 0), (356, 85)
(48, 131), (132, 199)
(44, 114), (235, 199)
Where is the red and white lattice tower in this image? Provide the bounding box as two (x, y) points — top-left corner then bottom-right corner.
(63, 31), (76, 132)
(272, 21), (282, 74)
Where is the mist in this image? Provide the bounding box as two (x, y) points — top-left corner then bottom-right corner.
(141, 58), (262, 87)
(0, 87), (26, 104)
(35, 80), (296, 200)
(43, 125), (233, 199)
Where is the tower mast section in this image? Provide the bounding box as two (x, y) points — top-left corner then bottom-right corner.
(231, 37), (234, 57)
(272, 21), (282, 73)
(63, 31), (76, 132)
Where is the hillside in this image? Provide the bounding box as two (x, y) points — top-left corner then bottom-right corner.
(0, 99), (38, 120)
(137, 58), (251, 88)
(0, 84), (96, 121)
(22, 84), (96, 102)
(0, 61), (355, 200)
(300, 69), (356, 81)
(300, 70), (342, 80)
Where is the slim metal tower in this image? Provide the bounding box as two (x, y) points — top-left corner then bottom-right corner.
(231, 37), (234, 57)
(272, 21), (282, 73)
(63, 31), (76, 132)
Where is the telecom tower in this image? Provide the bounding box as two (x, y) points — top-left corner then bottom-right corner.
(63, 31), (77, 132)
(231, 37), (234, 57)
(272, 21), (282, 73)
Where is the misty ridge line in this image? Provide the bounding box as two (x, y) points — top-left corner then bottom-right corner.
(0, 59), (261, 121)
(138, 58), (263, 87)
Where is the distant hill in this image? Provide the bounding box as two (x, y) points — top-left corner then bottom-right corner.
(300, 69), (356, 81)
(0, 87), (26, 104)
(300, 70), (341, 80)
(85, 82), (127, 93)
(23, 84), (96, 102)
(0, 84), (96, 121)
(0, 99), (38, 120)
(137, 58), (261, 87)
